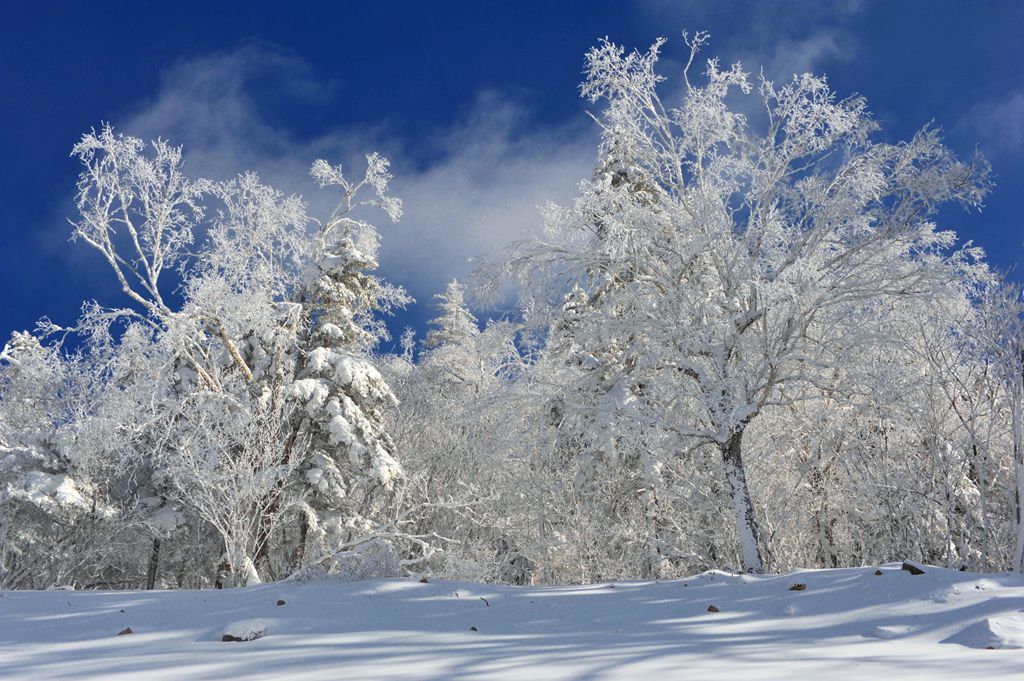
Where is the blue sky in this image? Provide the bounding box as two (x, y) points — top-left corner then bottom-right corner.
(1, 1), (1021, 349)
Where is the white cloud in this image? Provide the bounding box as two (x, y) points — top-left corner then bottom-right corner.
(636, 0), (861, 81)
(62, 26), (864, 319)
(383, 93), (595, 301)
(755, 32), (853, 82)
(54, 26), (863, 320)
(963, 91), (1024, 158)
(103, 45), (598, 308)
(51, 23), (866, 316)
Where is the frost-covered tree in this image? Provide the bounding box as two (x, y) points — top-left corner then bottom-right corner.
(978, 279), (1024, 572)
(381, 283), (534, 582)
(0, 330), (145, 588)
(8, 125), (414, 586)
(0, 333), (92, 588)
(424, 280), (479, 350)
(506, 34), (991, 573)
(1, 36), (1019, 589)
(282, 156), (411, 572)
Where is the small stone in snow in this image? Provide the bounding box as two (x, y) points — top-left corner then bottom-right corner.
(470, 626), (478, 631)
(874, 570), (883, 576)
(901, 562), (926, 576)
(419, 576), (429, 583)
(117, 627), (133, 636)
(276, 599), (286, 606)
(707, 604), (719, 613)
(789, 583), (807, 591)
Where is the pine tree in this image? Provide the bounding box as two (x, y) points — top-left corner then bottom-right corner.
(424, 280), (479, 350)
(284, 156), (410, 570)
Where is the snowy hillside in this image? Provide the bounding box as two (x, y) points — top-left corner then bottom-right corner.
(2, 564), (1023, 680)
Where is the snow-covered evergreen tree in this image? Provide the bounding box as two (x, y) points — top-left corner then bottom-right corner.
(274, 155), (411, 574)
(424, 280), (479, 350)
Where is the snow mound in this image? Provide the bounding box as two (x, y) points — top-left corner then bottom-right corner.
(220, 618), (271, 642)
(870, 624), (919, 639)
(987, 615), (1024, 649)
(944, 614), (1024, 650)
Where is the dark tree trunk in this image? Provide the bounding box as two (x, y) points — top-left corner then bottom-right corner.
(294, 513), (309, 571)
(809, 465), (839, 569)
(145, 538), (161, 590)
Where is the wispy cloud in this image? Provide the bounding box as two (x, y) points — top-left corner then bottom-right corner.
(54, 14), (866, 316)
(962, 91), (1024, 159)
(755, 32), (854, 82)
(637, 0), (863, 80)
(384, 93), (595, 302)
(70, 44), (598, 309)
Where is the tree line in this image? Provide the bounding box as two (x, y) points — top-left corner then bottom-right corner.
(2, 35), (1022, 589)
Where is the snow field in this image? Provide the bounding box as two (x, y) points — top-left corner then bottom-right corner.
(1, 564), (1023, 680)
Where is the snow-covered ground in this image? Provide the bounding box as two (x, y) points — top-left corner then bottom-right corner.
(2, 564), (1022, 680)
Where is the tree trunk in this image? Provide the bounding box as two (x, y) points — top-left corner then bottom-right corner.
(640, 451), (674, 579)
(721, 428), (765, 573)
(1015, 464), (1024, 573)
(1014, 426), (1024, 572)
(295, 513), (309, 570)
(225, 544), (261, 587)
(808, 465), (838, 568)
(253, 503), (277, 581)
(641, 489), (669, 579)
(1011, 358), (1024, 573)
(145, 538), (161, 590)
